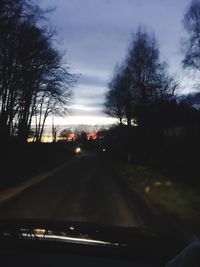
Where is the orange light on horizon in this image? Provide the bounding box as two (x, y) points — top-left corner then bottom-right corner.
(67, 133), (78, 140)
(27, 132), (97, 143)
(87, 133), (97, 140)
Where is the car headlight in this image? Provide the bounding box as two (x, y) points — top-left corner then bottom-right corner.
(75, 147), (81, 154)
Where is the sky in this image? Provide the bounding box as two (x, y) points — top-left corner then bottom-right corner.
(38, 0), (193, 126)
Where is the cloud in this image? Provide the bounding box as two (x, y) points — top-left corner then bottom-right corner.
(78, 74), (107, 87)
(39, 0), (190, 125)
(73, 84), (107, 108)
(40, 0), (188, 72)
(45, 114), (116, 126)
(70, 104), (102, 114)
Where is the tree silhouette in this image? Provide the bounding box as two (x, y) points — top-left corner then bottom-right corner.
(104, 28), (178, 128)
(182, 0), (200, 75)
(0, 0), (77, 142)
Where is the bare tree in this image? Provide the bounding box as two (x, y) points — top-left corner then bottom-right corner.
(105, 64), (132, 125)
(74, 125), (89, 138)
(0, 0), (77, 142)
(59, 128), (71, 141)
(182, 0), (200, 74)
(104, 27), (178, 128)
(126, 28), (178, 126)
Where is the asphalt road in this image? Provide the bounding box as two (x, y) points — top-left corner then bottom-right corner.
(0, 151), (147, 228)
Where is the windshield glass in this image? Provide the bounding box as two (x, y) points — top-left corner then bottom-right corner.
(0, 0), (199, 244)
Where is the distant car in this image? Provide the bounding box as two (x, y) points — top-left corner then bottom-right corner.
(74, 147), (81, 154)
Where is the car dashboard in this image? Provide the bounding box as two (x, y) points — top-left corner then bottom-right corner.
(0, 220), (186, 267)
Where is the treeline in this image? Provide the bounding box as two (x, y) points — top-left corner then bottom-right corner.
(103, 1), (200, 181)
(0, 0), (76, 143)
(104, 0), (200, 137)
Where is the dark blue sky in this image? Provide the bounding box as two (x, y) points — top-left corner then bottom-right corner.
(39, 0), (192, 125)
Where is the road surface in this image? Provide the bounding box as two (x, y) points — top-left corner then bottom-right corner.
(0, 152), (148, 228)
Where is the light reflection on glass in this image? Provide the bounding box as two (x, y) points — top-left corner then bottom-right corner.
(1, 227), (126, 248)
(21, 232), (114, 246)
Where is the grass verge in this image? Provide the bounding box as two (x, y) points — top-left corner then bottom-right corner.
(117, 163), (200, 234)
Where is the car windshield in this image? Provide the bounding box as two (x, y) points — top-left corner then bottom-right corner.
(0, 0), (199, 245)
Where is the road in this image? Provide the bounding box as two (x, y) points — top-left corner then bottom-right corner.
(0, 152), (148, 228)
